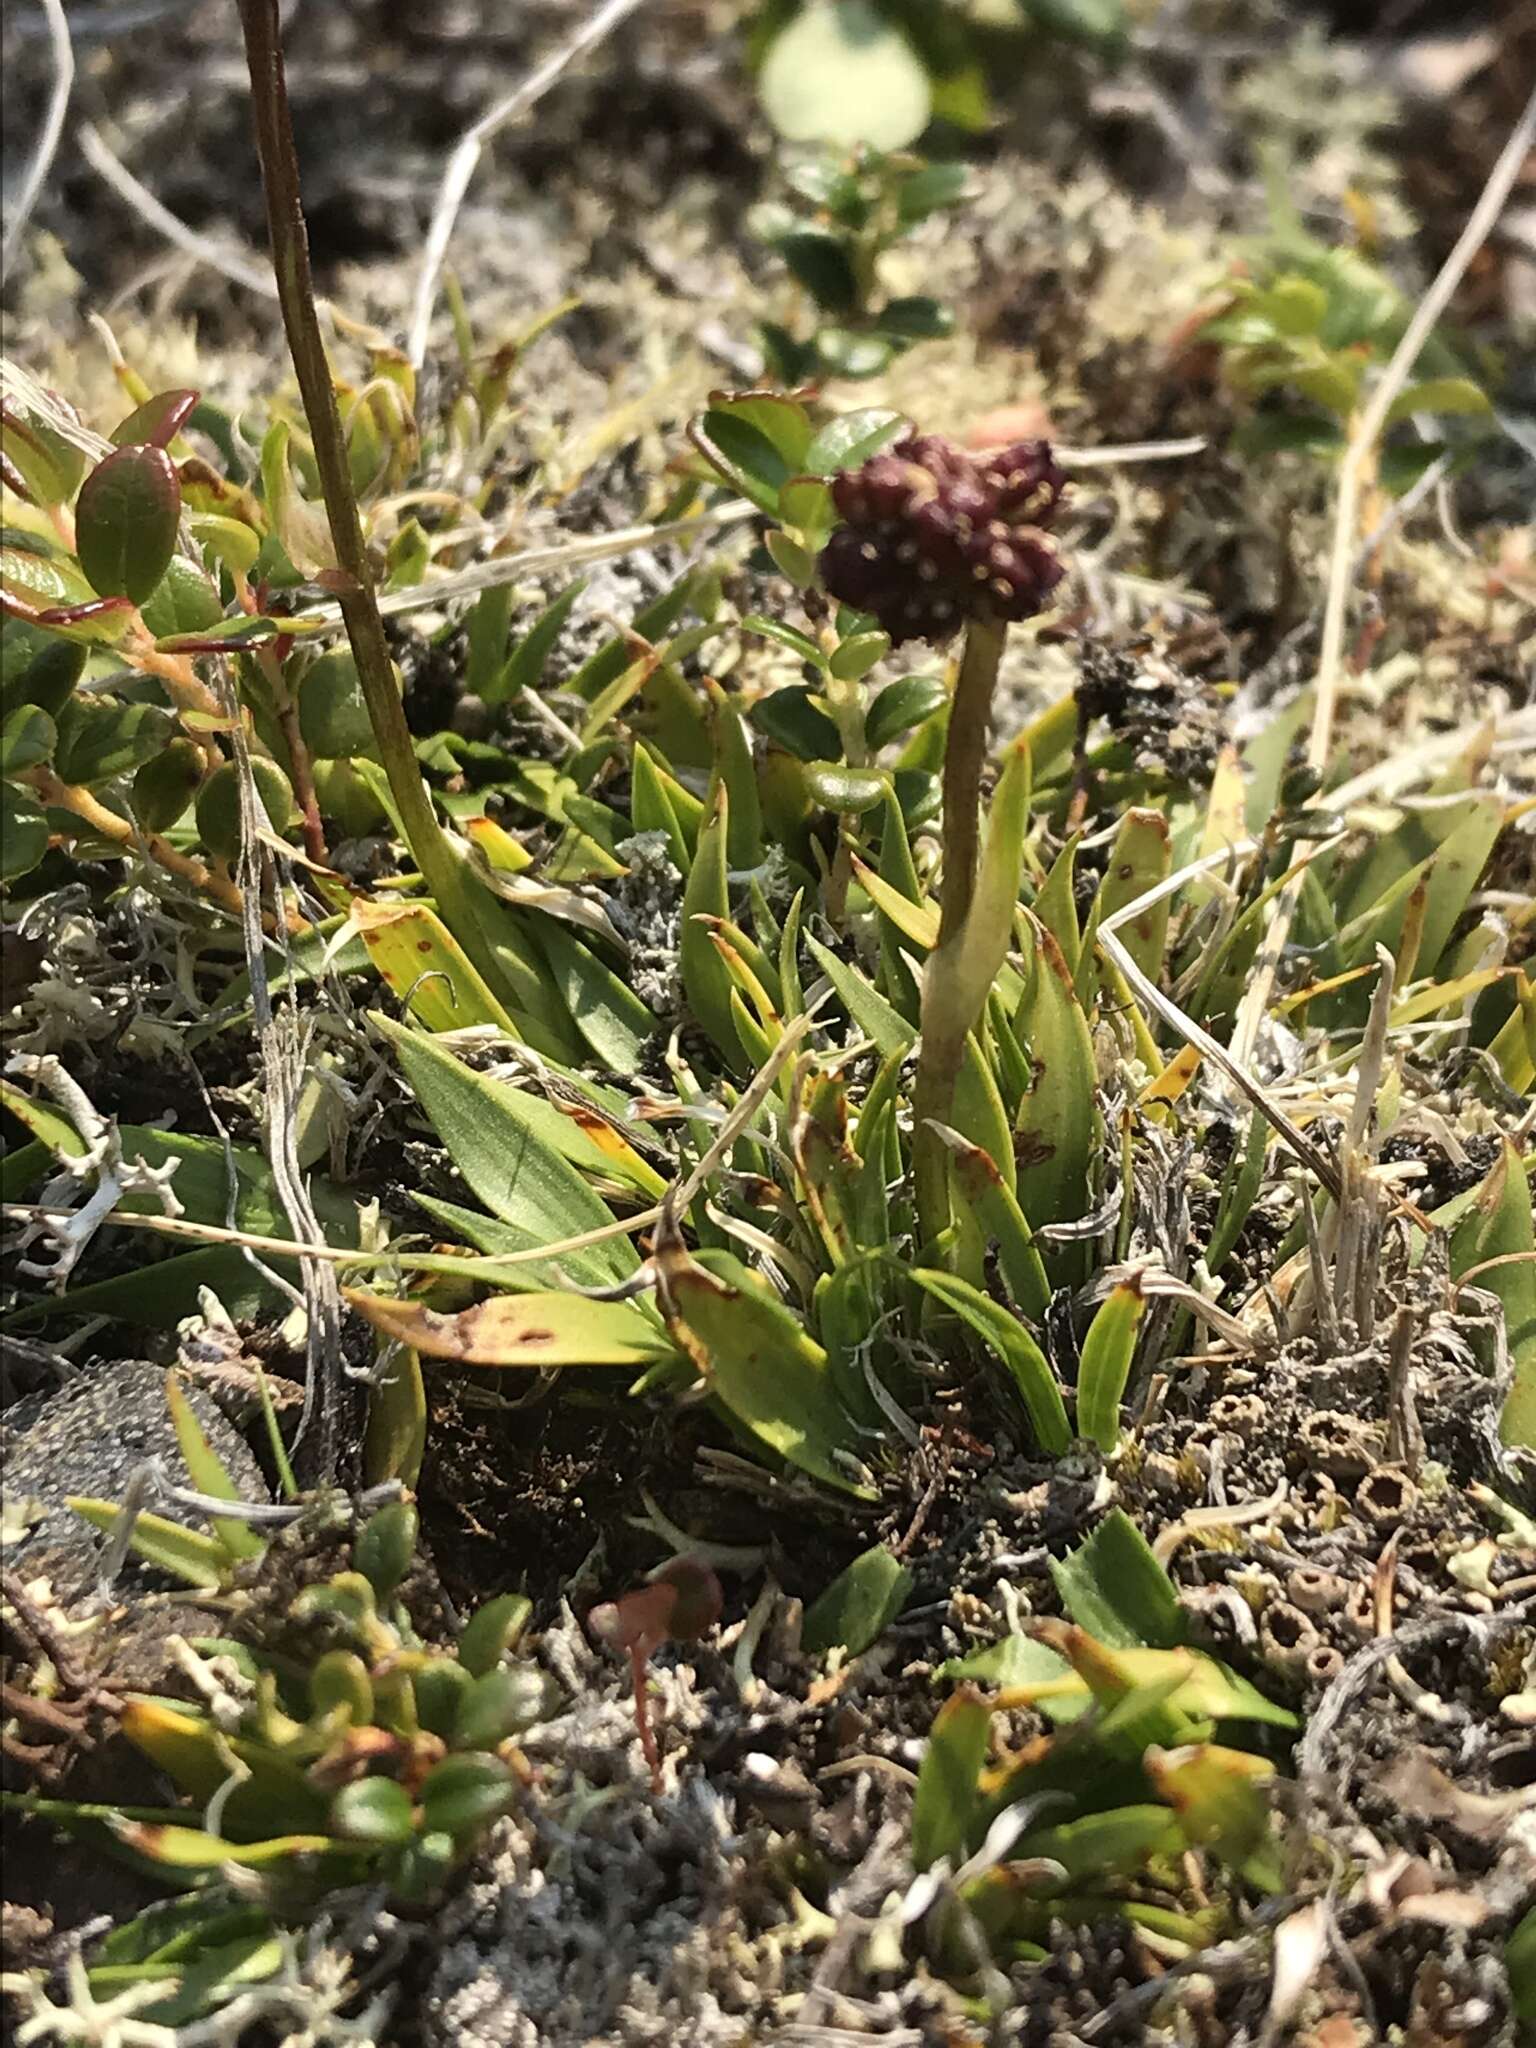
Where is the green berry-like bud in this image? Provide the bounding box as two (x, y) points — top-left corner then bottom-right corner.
(299, 650), (377, 760)
(131, 737), (204, 832)
(194, 757), (294, 861)
(356, 1499), (418, 1600)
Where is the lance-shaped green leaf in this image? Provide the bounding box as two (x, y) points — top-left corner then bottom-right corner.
(630, 741), (693, 873)
(374, 1013), (638, 1280)
(489, 578), (587, 703)
(660, 1246), (868, 1494)
(346, 1289), (674, 1369)
(114, 1820), (335, 1868)
(1051, 1508), (1184, 1649)
(364, 1342), (426, 1489)
(163, 1373), (265, 1563)
(1509, 1904), (1536, 2026)
(75, 445), (181, 604)
(536, 920), (655, 1075)
(1032, 834), (1081, 977)
(1012, 913), (1100, 1234)
(1075, 1278), (1147, 1454)
(68, 1502), (230, 1588)
(118, 1699), (326, 1833)
(874, 786), (923, 1014)
(804, 931), (912, 1058)
(912, 1269), (1068, 1454)
(1014, 1804), (1182, 1882)
(1451, 1138), (1536, 1448)
(802, 1545), (913, 1658)
(930, 731), (1032, 1054)
(912, 1687), (992, 1872)
(259, 419), (336, 576)
(1092, 808), (1171, 985)
(707, 679), (763, 870)
(680, 781), (744, 1067)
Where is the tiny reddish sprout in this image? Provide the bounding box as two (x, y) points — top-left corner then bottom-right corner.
(817, 431), (1066, 647)
(588, 1556), (723, 1792)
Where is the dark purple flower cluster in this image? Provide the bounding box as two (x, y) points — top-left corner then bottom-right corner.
(817, 432), (1067, 646)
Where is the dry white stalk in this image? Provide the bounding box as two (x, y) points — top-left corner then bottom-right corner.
(77, 121), (279, 301)
(1230, 85), (1536, 1074)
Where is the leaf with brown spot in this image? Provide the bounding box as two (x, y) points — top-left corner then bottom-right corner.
(347, 1289), (676, 1369)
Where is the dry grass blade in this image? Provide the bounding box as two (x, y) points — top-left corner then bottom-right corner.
(287, 500), (758, 635)
(1096, 844), (1344, 1198)
(77, 121), (278, 300)
(407, 0), (653, 368)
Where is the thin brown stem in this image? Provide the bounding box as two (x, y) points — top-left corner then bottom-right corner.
(255, 644), (327, 864)
(236, 0), (500, 989)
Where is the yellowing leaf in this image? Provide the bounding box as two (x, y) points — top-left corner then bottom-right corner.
(346, 1289), (674, 1369)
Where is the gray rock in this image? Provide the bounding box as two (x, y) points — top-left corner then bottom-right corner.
(1, 1358), (267, 1596)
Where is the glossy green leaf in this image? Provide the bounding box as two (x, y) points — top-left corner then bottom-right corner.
(805, 763), (886, 813)
(137, 555), (224, 639)
(75, 445), (181, 604)
(750, 683), (840, 762)
(457, 1592), (533, 1678)
(355, 1499), (419, 1599)
(803, 406), (906, 477)
(0, 701), (54, 772)
(2, 398), (87, 504)
(865, 674), (945, 752)
(419, 1751), (514, 1837)
(1383, 376), (1492, 426)
(329, 1777), (415, 1847)
(452, 1664), (554, 1748)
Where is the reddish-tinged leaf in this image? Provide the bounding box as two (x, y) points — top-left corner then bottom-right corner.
(111, 388), (200, 449)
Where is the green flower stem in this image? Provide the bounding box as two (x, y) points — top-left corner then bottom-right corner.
(912, 613), (1007, 1254)
(237, 0), (495, 985)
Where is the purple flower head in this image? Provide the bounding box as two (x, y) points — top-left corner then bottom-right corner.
(817, 432), (1067, 647)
